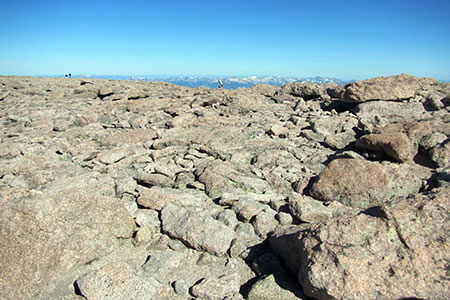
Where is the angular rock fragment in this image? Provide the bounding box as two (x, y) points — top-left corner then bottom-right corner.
(429, 140), (450, 168)
(191, 272), (241, 300)
(289, 192), (332, 223)
(269, 124), (288, 137)
(135, 172), (174, 187)
(161, 204), (235, 256)
(252, 208), (278, 237)
(96, 149), (127, 164)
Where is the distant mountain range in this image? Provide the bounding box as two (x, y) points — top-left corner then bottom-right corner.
(52, 75), (350, 89)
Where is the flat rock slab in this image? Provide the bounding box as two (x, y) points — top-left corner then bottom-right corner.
(103, 129), (158, 145)
(191, 272), (241, 300)
(77, 261), (160, 300)
(0, 175), (136, 299)
(161, 203), (235, 256)
(96, 149), (127, 164)
(137, 186), (210, 210)
(343, 73), (437, 103)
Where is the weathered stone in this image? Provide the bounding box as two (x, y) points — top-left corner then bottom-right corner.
(2, 75), (448, 300)
(0, 175), (136, 299)
(216, 209), (239, 229)
(191, 272), (241, 300)
(429, 140), (450, 168)
(77, 261), (159, 300)
(310, 158), (389, 209)
(252, 208), (278, 237)
(276, 212), (293, 225)
(289, 193), (332, 223)
(135, 172), (174, 187)
(137, 186), (208, 210)
(96, 149), (127, 164)
(342, 74), (437, 103)
(271, 189), (450, 299)
(356, 132), (416, 162)
(161, 204), (235, 256)
(269, 124), (289, 137)
(247, 274), (306, 300)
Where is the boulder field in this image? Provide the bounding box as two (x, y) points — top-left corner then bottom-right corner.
(0, 73), (448, 299)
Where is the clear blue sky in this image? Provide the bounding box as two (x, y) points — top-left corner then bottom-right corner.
(0, 0), (449, 80)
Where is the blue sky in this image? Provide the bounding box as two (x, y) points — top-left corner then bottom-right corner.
(0, 0), (449, 80)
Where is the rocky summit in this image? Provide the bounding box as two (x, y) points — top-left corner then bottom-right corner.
(0, 73), (448, 299)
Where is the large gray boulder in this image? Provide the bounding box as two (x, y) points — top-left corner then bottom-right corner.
(353, 101), (430, 132)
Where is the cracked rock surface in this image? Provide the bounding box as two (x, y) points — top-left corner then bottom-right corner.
(0, 74), (448, 299)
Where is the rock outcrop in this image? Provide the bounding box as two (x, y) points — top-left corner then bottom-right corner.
(0, 74), (448, 299)
(341, 73), (438, 103)
(271, 189), (449, 299)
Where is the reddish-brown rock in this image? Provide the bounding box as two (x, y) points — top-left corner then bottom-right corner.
(356, 132), (416, 162)
(310, 158), (389, 209)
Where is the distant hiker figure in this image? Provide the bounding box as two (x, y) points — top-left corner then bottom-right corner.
(69, 73), (72, 78)
(65, 74), (68, 78)
(218, 77), (223, 89)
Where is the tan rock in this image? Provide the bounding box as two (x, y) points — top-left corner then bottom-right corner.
(103, 129), (157, 145)
(77, 261), (159, 299)
(343, 73), (437, 103)
(0, 175), (136, 299)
